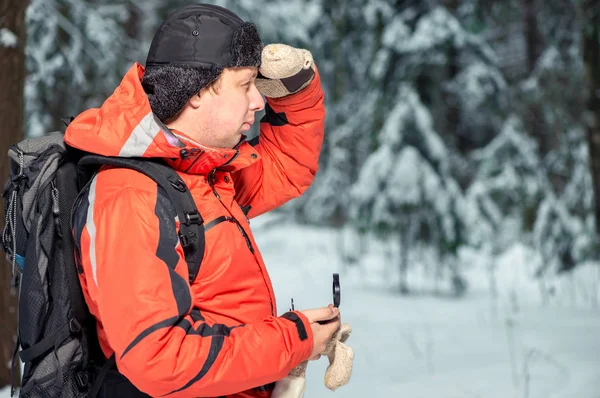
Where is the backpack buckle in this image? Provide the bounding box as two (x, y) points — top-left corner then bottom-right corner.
(69, 318), (82, 333)
(75, 371), (89, 389)
(183, 211), (202, 226)
(179, 232), (197, 247)
(170, 179), (187, 193)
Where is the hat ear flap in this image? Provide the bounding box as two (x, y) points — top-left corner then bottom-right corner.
(229, 22), (263, 68)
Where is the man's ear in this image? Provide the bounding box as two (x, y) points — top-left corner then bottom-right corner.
(188, 92), (203, 109)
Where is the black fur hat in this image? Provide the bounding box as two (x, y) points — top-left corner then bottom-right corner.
(142, 4), (263, 122)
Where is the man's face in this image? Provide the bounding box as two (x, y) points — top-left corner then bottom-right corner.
(193, 66), (265, 149)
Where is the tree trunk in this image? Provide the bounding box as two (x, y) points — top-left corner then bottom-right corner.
(125, 2), (142, 40)
(581, 0), (600, 234)
(521, 0), (549, 156)
(0, 0), (29, 388)
(522, 0), (541, 74)
(398, 220), (410, 295)
(444, 0), (463, 151)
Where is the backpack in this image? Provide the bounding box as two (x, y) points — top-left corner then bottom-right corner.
(1, 129), (206, 397)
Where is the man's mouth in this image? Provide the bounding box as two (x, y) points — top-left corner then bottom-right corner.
(242, 119), (254, 130)
(241, 120), (254, 132)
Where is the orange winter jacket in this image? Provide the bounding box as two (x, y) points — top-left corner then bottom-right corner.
(64, 63), (325, 397)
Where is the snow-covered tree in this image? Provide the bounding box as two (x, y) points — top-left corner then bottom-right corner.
(533, 198), (583, 275)
(23, 0), (325, 140)
(331, 3), (511, 293)
(302, 93), (379, 226)
(465, 115), (547, 252)
(25, 0), (136, 136)
(301, 3), (508, 226)
(374, 5), (504, 150)
(295, 0), (394, 224)
(533, 126), (598, 274)
(350, 85), (468, 294)
(511, 2), (597, 273)
(22, 0), (597, 280)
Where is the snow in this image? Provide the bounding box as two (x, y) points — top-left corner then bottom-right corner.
(0, 28), (18, 48)
(235, 0), (321, 44)
(382, 15), (411, 49)
(383, 6), (496, 65)
(257, 219), (600, 397)
(471, 116), (540, 174)
(350, 84), (464, 258)
(448, 61), (507, 112)
(1, 217), (599, 397)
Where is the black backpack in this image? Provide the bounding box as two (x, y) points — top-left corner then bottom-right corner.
(1, 130), (206, 397)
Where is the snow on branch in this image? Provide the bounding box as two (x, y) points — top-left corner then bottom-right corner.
(382, 6), (497, 64)
(0, 28), (18, 48)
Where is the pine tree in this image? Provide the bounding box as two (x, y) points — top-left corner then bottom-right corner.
(350, 84), (468, 294)
(534, 126), (597, 274)
(25, 0), (141, 137)
(343, 3), (511, 292)
(292, 0), (391, 224)
(580, 0), (600, 235)
(465, 115), (547, 252)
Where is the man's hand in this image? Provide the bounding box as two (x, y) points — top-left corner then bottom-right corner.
(300, 305), (340, 360)
(255, 43), (316, 98)
(271, 306), (343, 398)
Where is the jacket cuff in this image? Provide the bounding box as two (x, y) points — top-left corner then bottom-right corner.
(280, 311), (313, 363)
(267, 66), (323, 111)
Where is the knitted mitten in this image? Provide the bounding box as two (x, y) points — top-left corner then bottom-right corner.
(271, 324), (354, 397)
(322, 323), (354, 391)
(255, 44), (315, 98)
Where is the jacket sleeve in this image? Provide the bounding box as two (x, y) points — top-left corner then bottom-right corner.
(76, 172), (313, 397)
(232, 67), (326, 218)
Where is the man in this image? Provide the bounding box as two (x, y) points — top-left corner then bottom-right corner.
(63, 3), (339, 397)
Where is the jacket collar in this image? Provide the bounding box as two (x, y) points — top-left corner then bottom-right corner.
(165, 130), (261, 175)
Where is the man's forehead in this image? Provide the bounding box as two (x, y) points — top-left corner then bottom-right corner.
(226, 66), (258, 79)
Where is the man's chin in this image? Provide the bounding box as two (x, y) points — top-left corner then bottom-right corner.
(227, 133), (245, 149)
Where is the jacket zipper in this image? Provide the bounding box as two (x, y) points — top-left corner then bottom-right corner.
(207, 170), (254, 254)
(204, 215), (232, 231)
(207, 167), (275, 315)
(207, 169), (220, 199)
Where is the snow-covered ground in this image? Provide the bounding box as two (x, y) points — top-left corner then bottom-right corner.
(2, 215), (599, 397)
(254, 216), (600, 398)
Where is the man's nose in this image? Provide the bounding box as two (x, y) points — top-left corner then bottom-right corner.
(250, 85), (265, 112)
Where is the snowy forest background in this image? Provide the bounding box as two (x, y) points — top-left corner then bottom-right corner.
(1, 0), (600, 395)
(12, 0), (600, 291)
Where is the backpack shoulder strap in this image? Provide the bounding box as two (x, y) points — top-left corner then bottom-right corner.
(77, 155), (204, 283)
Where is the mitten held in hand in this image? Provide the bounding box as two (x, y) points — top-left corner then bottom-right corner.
(322, 323), (354, 391)
(272, 323), (354, 398)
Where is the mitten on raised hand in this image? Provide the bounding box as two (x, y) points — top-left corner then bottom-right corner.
(255, 43), (316, 98)
(322, 323), (354, 391)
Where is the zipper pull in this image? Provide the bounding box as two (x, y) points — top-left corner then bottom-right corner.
(51, 182), (63, 237)
(51, 182), (60, 215)
(208, 170), (221, 199)
(10, 273), (20, 288)
(208, 169), (216, 185)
